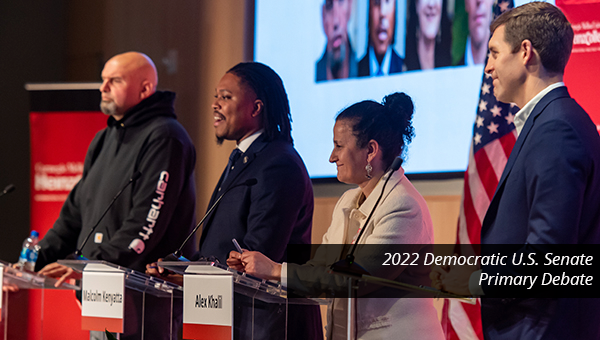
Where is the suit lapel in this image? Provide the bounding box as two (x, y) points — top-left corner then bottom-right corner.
(496, 87), (570, 194)
(207, 166), (228, 207)
(200, 134), (270, 244)
(218, 134), (268, 192)
(481, 87), (570, 237)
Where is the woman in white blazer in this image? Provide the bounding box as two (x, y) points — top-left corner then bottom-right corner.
(228, 92), (444, 340)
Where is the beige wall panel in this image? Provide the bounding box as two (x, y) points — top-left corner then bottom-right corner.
(194, 1), (248, 226)
(425, 195), (461, 245)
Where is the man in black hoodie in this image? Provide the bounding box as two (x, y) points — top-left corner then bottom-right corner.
(36, 52), (196, 339)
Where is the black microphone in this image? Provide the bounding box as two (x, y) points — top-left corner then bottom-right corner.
(72, 171), (142, 258)
(390, 156), (403, 171)
(165, 178), (258, 261)
(0, 184), (16, 198)
(330, 157), (403, 278)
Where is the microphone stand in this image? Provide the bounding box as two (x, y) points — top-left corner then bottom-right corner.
(72, 171), (142, 259)
(0, 184), (16, 198)
(164, 178), (258, 261)
(329, 157), (403, 340)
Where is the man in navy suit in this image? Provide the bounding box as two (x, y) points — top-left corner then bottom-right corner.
(147, 62), (321, 339)
(358, 0), (404, 76)
(434, 2), (600, 339)
(201, 62), (322, 340)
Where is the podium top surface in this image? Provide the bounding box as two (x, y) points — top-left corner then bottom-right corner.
(58, 259), (182, 297)
(1, 260), (80, 290)
(159, 261), (328, 305)
(161, 260), (284, 290)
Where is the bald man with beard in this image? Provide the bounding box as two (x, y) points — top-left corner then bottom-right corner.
(36, 52), (197, 339)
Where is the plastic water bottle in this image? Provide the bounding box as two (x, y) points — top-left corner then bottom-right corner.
(17, 230), (40, 271)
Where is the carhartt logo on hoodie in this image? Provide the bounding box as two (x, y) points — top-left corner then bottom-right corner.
(129, 171), (169, 254)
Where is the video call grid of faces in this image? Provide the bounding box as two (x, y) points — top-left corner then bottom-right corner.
(316, 0), (494, 82)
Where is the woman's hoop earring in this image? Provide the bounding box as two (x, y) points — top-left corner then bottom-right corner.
(365, 163), (373, 179)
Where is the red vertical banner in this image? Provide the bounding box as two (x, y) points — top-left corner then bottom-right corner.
(558, 0), (600, 130)
(30, 112), (106, 238)
(26, 84), (106, 340)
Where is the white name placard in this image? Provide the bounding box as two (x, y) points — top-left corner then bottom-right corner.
(81, 268), (125, 333)
(183, 273), (233, 340)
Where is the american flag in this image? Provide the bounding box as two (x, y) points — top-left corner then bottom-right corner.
(441, 0), (519, 338)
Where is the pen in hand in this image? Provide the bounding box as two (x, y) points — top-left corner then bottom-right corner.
(229, 238), (247, 272)
(232, 238), (244, 254)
